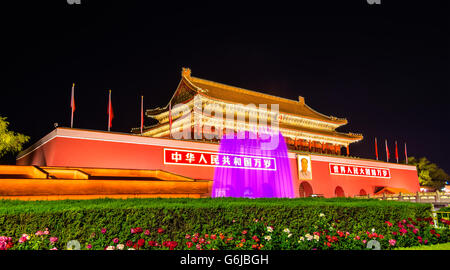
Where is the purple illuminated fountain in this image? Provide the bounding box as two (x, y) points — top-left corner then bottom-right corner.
(212, 131), (295, 198)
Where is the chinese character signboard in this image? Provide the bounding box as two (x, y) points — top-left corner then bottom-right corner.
(164, 148), (277, 171)
(329, 163), (390, 179)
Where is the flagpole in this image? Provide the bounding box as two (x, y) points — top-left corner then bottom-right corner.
(375, 137), (378, 160)
(71, 83), (75, 128)
(169, 101), (172, 138)
(405, 142), (408, 164)
(395, 140), (399, 163)
(108, 90), (111, 132)
(140, 95), (144, 135)
(385, 139), (389, 162)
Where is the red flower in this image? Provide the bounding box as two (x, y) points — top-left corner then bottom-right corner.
(436, 234), (440, 238)
(138, 239), (145, 247)
(144, 230), (150, 236)
(199, 238), (205, 244)
(252, 235), (259, 242)
(186, 241), (193, 248)
(126, 240), (133, 247)
(157, 228), (165, 234)
(430, 229), (436, 235)
(211, 234), (217, 240)
(148, 241), (157, 247)
(241, 238), (246, 243)
(385, 221), (393, 227)
(101, 228), (107, 234)
(392, 232), (398, 236)
(242, 230), (248, 235)
(252, 244), (258, 249)
(205, 234), (209, 239)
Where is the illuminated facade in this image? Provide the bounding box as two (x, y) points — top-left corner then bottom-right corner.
(133, 68), (363, 155)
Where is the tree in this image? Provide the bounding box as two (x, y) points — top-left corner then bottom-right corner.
(0, 116), (30, 158)
(408, 156), (449, 190)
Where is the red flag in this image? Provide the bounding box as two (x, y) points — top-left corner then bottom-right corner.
(108, 90), (114, 130)
(70, 83), (75, 128)
(322, 142), (326, 152)
(375, 137), (378, 160)
(395, 141), (399, 163)
(405, 142), (408, 164)
(385, 139), (390, 162)
(169, 101), (172, 138)
(140, 95), (144, 134)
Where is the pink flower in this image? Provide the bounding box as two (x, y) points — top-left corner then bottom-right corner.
(44, 229), (49, 235)
(50, 237), (58, 244)
(185, 234), (191, 239)
(144, 230), (150, 236)
(101, 228), (107, 234)
(362, 240), (367, 244)
(196, 244), (201, 250)
(18, 237), (27, 243)
(50, 247), (58, 250)
(424, 239), (428, 244)
(131, 228), (136, 234)
(412, 229), (419, 234)
(113, 238), (119, 244)
(355, 236), (360, 240)
(87, 244), (92, 249)
(389, 239), (396, 246)
(35, 231), (44, 236)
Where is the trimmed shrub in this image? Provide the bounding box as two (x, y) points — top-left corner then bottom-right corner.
(0, 197), (433, 250)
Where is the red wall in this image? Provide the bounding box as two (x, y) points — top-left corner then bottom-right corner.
(17, 128), (420, 198)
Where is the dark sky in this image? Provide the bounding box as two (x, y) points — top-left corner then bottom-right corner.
(2, 1), (449, 172)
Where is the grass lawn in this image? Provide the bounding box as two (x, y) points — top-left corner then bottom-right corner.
(395, 242), (450, 250)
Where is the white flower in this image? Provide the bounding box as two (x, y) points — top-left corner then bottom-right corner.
(105, 246), (115, 250)
(319, 213), (325, 217)
(287, 233), (292, 238)
(313, 235), (320, 241)
(264, 235), (272, 241)
(283, 228), (290, 234)
(267, 226), (273, 233)
(127, 248), (135, 250)
(371, 228), (375, 233)
(305, 234), (313, 241)
(116, 244), (124, 250)
(299, 237), (305, 241)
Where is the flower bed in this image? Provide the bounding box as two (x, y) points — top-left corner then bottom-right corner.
(0, 198), (440, 250)
(1, 213), (449, 250)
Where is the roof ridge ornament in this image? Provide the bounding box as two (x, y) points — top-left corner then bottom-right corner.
(182, 67), (191, 78)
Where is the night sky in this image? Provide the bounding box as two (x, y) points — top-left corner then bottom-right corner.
(2, 1), (449, 172)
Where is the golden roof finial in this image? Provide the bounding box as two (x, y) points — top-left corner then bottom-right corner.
(182, 67), (191, 78)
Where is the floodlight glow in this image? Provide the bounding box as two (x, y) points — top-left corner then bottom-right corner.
(212, 131), (294, 198)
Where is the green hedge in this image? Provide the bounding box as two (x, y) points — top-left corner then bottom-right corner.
(0, 197), (433, 249)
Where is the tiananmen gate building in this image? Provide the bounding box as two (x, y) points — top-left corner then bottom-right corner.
(10, 68), (419, 200)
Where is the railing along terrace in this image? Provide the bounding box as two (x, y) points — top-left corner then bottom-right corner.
(354, 191), (450, 204)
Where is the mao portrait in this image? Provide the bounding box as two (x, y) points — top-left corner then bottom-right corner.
(298, 155), (312, 180)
